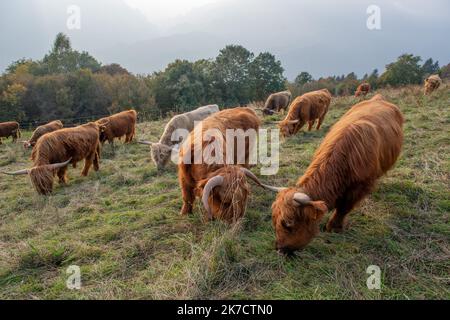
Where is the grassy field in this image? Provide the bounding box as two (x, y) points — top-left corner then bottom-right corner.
(0, 85), (448, 299)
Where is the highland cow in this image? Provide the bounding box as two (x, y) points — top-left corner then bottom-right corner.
(0, 121), (21, 144)
(97, 110), (137, 146)
(261, 94), (404, 254)
(355, 82), (371, 97)
(424, 74), (442, 95)
(139, 104), (219, 170)
(262, 91), (292, 115)
(2, 122), (107, 195)
(278, 89), (332, 137)
(23, 120), (64, 149)
(178, 107), (262, 223)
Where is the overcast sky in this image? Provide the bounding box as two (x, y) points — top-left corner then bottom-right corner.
(1, 0), (449, 79)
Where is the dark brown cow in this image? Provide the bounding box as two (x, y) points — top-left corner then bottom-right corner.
(23, 120), (64, 149)
(355, 82), (371, 97)
(97, 110), (137, 146)
(178, 107), (262, 223)
(263, 94), (404, 254)
(262, 91), (292, 115)
(2, 122), (107, 195)
(278, 89), (332, 137)
(0, 121), (21, 144)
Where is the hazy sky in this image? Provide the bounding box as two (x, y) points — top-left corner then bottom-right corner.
(1, 0), (449, 79)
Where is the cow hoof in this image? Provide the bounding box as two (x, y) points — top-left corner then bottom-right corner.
(325, 221), (347, 233)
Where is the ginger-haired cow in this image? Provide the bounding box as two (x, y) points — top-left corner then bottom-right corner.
(139, 104), (219, 170)
(178, 107), (263, 223)
(0, 121), (21, 144)
(23, 120), (63, 149)
(96, 110), (137, 147)
(424, 74), (442, 95)
(355, 82), (371, 97)
(262, 91), (292, 115)
(2, 122), (107, 195)
(278, 89), (331, 138)
(262, 94), (404, 254)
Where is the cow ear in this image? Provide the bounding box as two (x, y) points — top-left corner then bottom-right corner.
(308, 201), (328, 221)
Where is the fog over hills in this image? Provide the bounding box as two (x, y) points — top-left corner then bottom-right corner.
(1, 0), (449, 79)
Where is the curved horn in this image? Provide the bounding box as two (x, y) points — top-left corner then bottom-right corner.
(47, 158), (72, 170)
(292, 192), (311, 205)
(2, 168), (30, 175)
(201, 175), (224, 220)
(239, 168), (287, 192)
(137, 140), (155, 146)
(287, 120), (300, 124)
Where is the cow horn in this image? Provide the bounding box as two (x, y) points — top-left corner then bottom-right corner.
(239, 168), (287, 192)
(201, 175), (224, 220)
(137, 140), (155, 146)
(292, 192), (312, 205)
(287, 120), (300, 124)
(2, 168), (30, 175)
(46, 158), (72, 170)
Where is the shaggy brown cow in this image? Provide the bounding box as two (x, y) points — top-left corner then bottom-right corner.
(178, 107), (262, 223)
(424, 74), (442, 95)
(355, 82), (371, 97)
(2, 122), (107, 195)
(278, 89), (332, 137)
(23, 120), (64, 149)
(97, 110), (137, 146)
(0, 121), (21, 144)
(263, 94), (403, 254)
(262, 91), (292, 115)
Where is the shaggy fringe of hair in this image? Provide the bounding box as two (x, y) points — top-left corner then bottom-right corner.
(29, 166), (54, 195)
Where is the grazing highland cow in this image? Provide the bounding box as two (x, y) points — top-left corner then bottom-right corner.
(178, 107), (262, 223)
(355, 82), (371, 97)
(23, 120), (63, 149)
(424, 74), (442, 95)
(262, 91), (292, 115)
(0, 121), (21, 144)
(278, 89), (332, 137)
(2, 122), (107, 195)
(262, 94), (404, 254)
(96, 110), (137, 146)
(139, 104), (219, 170)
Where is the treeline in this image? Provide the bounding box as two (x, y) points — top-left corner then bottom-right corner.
(1, 33), (449, 126)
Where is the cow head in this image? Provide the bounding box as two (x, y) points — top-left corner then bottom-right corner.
(23, 140), (33, 149)
(95, 119), (110, 142)
(278, 119), (299, 138)
(138, 141), (177, 170)
(1, 158), (72, 195)
(271, 188), (328, 254)
(199, 166), (250, 223)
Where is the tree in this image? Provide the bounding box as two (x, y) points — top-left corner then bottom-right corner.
(98, 63), (130, 76)
(379, 54), (423, 86)
(212, 45), (254, 105)
(421, 58), (440, 78)
(0, 83), (27, 121)
(367, 69), (379, 89)
(295, 72), (313, 86)
(249, 52), (286, 100)
(440, 63), (450, 79)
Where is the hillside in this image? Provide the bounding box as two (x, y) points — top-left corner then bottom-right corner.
(0, 85), (449, 299)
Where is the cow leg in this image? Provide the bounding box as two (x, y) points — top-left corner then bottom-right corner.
(307, 121), (314, 131)
(57, 167), (68, 184)
(179, 176), (194, 215)
(326, 182), (374, 233)
(93, 150), (100, 171)
(81, 153), (95, 176)
(316, 116), (325, 130)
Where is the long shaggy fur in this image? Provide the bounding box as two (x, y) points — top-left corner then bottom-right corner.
(0, 121), (20, 143)
(424, 74), (442, 95)
(29, 122), (102, 194)
(152, 104), (219, 169)
(278, 89), (331, 137)
(97, 110), (137, 144)
(263, 91), (291, 115)
(355, 82), (371, 97)
(178, 107), (260, 223)
(272, 94), (404, 252)
(25, 120), (63, 148)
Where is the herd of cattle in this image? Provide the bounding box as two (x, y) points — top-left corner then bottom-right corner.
(0, 75), (443, 254)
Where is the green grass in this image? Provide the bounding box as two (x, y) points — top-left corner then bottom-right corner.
(0, 85), (449, 299)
